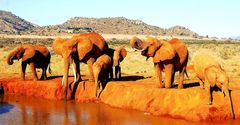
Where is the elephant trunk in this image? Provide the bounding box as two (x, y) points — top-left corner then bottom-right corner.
(7, 50), (18, 65)
(223, 86), (235, 119)
(130, 37), (144, 50)
(63, 57), (70, 101)
(113, 59), (119, 67)
(93, 63), (101, 97)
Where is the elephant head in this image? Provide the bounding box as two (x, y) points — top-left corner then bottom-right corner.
(7, 45), (35, 65)
(130, 37), (176, 63)
(204, 65), (235, 119)
(52, 37), (66, 56)
(113, 47), (127, 66)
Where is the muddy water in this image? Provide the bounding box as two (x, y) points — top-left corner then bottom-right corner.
(0, 94), (238, 125)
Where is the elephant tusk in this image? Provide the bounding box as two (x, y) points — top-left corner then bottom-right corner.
(72, 63), (77, 83)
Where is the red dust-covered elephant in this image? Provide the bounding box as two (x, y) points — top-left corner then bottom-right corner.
(130, 37), (188, 89)
(7, 44), (51, 80)
(107, 47), (127, 80)
(93, 54), (112, 97)
(52, 32), (108, 100)
(192, 53), (235, 119)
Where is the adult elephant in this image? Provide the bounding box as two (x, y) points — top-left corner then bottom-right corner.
(7, 44), (51, 80)
(130, 37), (188, 89)
(52, 32), (108, 100)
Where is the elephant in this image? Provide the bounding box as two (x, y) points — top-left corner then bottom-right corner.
(93, 54), (112, 97)
(192, 53), (235, 119)
(130, 37), (188, 89)
(107, 47), (127, 80)
(52, 32), (108, 100)
(7, 44), (51, 80)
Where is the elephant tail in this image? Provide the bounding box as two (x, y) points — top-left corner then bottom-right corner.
(48, 64), (52, 74)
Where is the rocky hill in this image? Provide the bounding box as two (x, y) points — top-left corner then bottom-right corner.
(0, 10), (36, 34)
(61, 17), (199, 37)
(0, 10), (199, 37)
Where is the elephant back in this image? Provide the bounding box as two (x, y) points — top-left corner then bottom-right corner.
(75, 32), (109, 58)
(34, 45), (50, 57)
(192, 53), (220, 80)
(169, 38), (188, 65)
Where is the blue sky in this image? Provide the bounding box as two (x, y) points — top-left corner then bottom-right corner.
(0, 0), (239, 38)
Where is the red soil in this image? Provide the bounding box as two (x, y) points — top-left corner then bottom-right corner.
(0, 75), (239, 121)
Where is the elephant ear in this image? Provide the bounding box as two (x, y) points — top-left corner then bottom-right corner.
(118, 47), (127, 59)
(22, 45), (36, 62)
(52, 37), (66, 56)
(153, 41), (176, 63)
(130, 37), (145, 50)
(204, 66), (217, 85)
(77, 38), (93, 60)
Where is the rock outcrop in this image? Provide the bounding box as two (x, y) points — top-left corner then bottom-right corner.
(0, 76), (239, 121)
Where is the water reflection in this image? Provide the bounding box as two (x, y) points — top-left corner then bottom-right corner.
(0, 94), (239, 125)
(0, 95), (14, 114)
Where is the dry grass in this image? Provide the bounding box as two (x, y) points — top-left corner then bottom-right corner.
(1, 36), (240, 86)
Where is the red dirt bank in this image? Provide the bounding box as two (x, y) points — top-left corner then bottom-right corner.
(0, 76), (239, 121)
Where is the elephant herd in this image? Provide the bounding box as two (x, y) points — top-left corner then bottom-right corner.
(6, 32), (235, 119)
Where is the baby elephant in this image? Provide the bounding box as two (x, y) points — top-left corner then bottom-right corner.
(93, 54), (112, 98)
(107, 47), (127, 80)
(7, 44), (51, 80)
(193, 53), (235, 119)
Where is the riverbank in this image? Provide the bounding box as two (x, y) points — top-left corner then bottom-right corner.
(0, 76), (239, 121)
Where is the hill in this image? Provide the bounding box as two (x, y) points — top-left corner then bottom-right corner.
(60, 17), (199, 37)
(0, 10), (36, 34)
(0, 10), (199, 37)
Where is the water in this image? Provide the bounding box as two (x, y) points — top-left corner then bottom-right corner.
(0, 94), (238, 125)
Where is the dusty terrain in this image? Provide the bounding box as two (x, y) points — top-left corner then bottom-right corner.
(1, 36), (240, 121)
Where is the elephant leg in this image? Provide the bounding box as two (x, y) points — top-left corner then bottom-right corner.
(164, 64), (174, 88)
(87, 58), (95, 82)
(95, 79), (99, 97)
(73, 59), (81, 82)
(29, 63), (38, 81)
(178, 67), (185, 89)
(115, 66), (121, 80)
(154, 63), (164, 88)
(40, 68), (47, 80)
(205, 83), (212, 105)
(21, 62), (27, 80)
(199, 79), (205, 89)
(109, 67), (113, 80)
(105, 70), (109, 82)
(118, 66), (121, 79)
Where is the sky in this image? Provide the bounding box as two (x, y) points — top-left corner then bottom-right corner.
(0, 0), (239, 38)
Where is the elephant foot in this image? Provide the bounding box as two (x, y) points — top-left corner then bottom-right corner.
(156, 84), (164, 88)
(40, 76), (46, 80)
(178, 85), (184, 89)
(206, 101), (212, 105)
(89, 78), (94, 82)
(200, 85), (205, 89)
(33, 78), (38, 81)
(96, 89), (102, 98)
